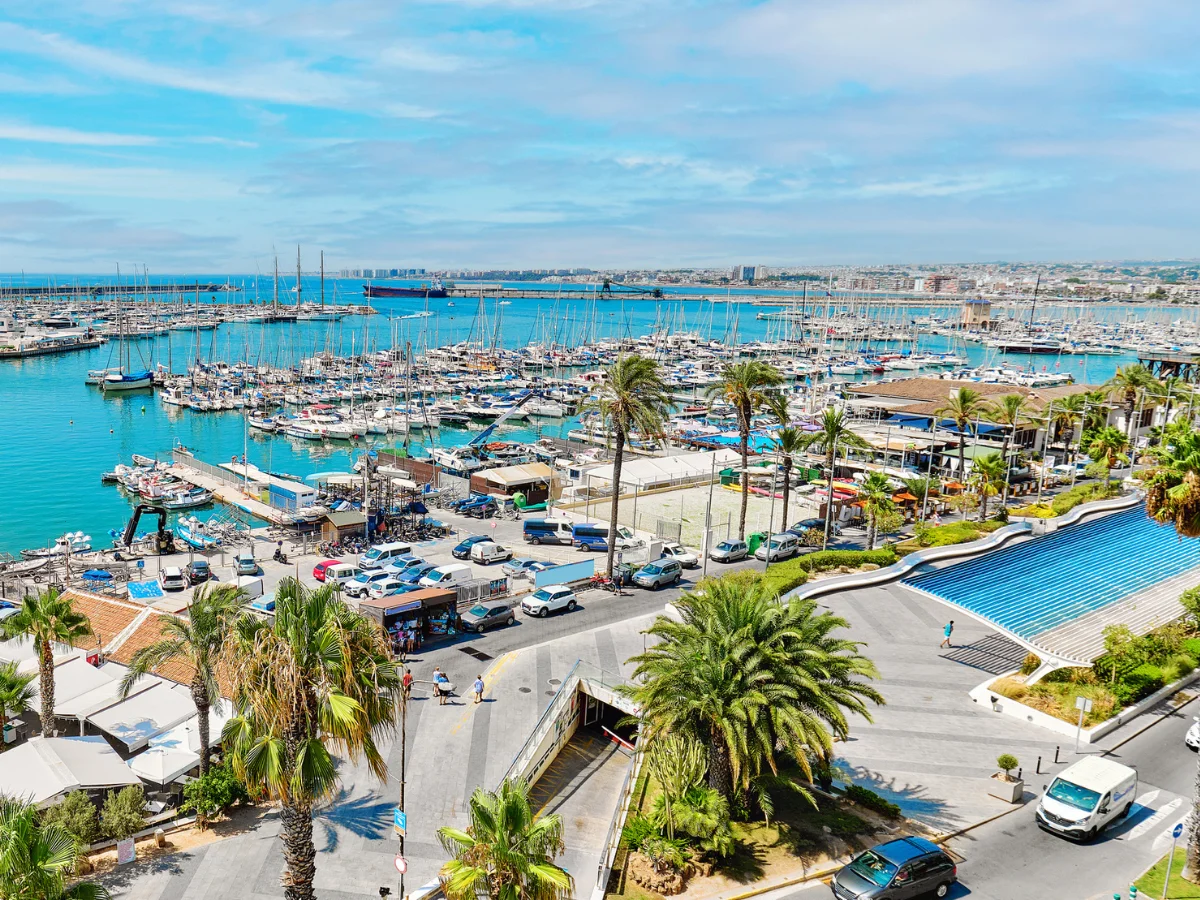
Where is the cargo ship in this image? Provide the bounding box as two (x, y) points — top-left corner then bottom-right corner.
(364, 278), (449, 299)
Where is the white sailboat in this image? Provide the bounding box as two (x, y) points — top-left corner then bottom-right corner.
(100, 301), (153, 391)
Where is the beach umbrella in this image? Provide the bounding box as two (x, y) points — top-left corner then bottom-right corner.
(82, 569), (113, 581)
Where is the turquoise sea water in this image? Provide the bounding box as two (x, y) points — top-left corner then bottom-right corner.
(0, 278), (1141, 555)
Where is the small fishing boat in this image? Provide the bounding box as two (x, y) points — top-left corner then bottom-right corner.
(22, 532), (93, 558)
(175, 516), (220, 549)
(161, 488), (213, 510)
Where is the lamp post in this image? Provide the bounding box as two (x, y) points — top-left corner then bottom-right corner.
(763, 461), (780, 573)
(822, 434), (838, 551)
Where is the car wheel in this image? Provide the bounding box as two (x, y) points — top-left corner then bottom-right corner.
(476, 623), (486, 633)
(539, 607), (549, 617)
(674, 574), (681, 584)
(1120, 802), (1132, 818)
(531, 537), (541, 545)
(506, 616), (515, 626)
(935, 882), (951, 898)
(1085, 826), (1098, 842)
(567, 599), (576, 611)
(652, 580), (660, 591)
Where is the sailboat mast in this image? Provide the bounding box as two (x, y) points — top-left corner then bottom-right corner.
(320, 251), (325, 308)
(296, 246), (302, 307)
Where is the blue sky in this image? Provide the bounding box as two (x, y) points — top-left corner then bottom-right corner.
(0, 1), (1198, 271)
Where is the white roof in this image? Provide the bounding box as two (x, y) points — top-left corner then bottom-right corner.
(50, 657), (125, 718)
(0, 636), (81, 672)
(0, 737), (141, 807)
(584, 449), (742, 488)
(87, 680), (196, 752)
(128, 747), (198, 785)
(479, 462), (553, 487)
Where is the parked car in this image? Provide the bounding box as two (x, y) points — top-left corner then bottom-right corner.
(185, 560), (212, 585)
(754, 534), (801, 561)
(1036, 757), (1137, 841)
(521, 585), (577, 617)
(382, 556), (424, 576)
(344, 570), (395, 598)
(471, 542), (514, 565)
(419, 563), (472, 589)
(632, 559), (683, 590)
(1187, 715), (1200, 750)
(502, 557), (543, 577)
(397, 563), (439, 586)
(709, 539), (748, 563)
(660, 541), (700, 568)
(789, 517), (840, 537)
(234, 551), (258, 576)
(324, 563), (362, 587)
(367, 578), (410, 600)
(359, 542), (414, 571)
(452, 535), (493, 560)
(312, 559), (342, 582)
(460, 602), (517, 633)
(160, 566), (187, 591)
(830, 837), (956, 899)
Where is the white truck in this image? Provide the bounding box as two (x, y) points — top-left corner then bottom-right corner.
(1036, 756), (1137, 841)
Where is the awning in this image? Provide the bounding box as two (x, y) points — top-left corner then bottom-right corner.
(0, 737), (141, 807)
(87, 680), (196, 752)
(893, 492), (919, 502)
(128, 747), (198, 785)
(383, 600), (422, 617)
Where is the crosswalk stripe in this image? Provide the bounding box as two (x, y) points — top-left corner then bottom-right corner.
(1126, 797), (1183, 841)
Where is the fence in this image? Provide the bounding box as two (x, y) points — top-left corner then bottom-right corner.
(635, 511), (682, 543)
(171, 449), (245, 488)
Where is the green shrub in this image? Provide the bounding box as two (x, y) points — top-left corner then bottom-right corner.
(760, 548), (897, 597)
(621, 813), (658, 851)
(181, 763), (250, 824)
(996, 754), (1019, 776)
(101, 785), (146, 841)
(1019, 653), (1041, 676)
(895, 520), (1002, 555)
(1113, 664), (1165, 706)
(40, 790), (99, 846)
(806, 805), (872, 837)
(1182, 637), (1200, 661)
(1161, 654), (1196, 684)
(844, 784), (901, 818)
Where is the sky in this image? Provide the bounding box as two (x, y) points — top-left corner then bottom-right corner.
(1, 1), (1199, 271)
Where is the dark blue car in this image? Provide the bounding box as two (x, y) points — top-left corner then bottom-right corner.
(453, 535), (493, 559)
(398, 563), (439, 585)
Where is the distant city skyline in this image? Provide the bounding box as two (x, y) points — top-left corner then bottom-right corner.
(2, 2), (1199, 271)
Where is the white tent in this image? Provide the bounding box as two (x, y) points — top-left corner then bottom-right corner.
(88, 680), (195, 752)
(583, 448), (742, 489)
(128, 747), (198, 786)
(0, 737), (141, 807)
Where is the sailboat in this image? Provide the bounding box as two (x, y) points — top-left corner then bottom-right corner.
(101, 301), (153, 391)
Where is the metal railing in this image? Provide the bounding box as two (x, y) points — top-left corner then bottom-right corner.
(595, 742), (644, 896)
(171, 449), (245, 488)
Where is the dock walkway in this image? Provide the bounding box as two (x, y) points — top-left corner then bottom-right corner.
(168, 463), (294, 526)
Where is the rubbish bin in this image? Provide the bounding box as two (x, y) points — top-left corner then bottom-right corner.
(719, 467), (737, 486)
(747, 531), (768, 554)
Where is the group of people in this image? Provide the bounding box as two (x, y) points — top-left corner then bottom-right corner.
(411, 667), (485, 705)
(389, 625), (423, 659)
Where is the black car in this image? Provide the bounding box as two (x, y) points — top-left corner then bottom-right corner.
(830, 836), (956, 899)
(185, 560), (212, 585)
(789, 517), (841, 537)
(460, 602), (516, 633)
(452, 535), (493, 559)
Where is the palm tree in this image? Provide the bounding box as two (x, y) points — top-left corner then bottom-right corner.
(1104, 364), (1162, 441)
(903, 475), (941, 519)
(705, 361), (785, 539)
(858, 472), (894, 550)
(0, 796), (110, 900)
(968, 451), (1007, 522)
(1088, 427), (1129, 487)
(987, 394), (1026, 503)
(1052, 393), (1086, 462)
(581, 355), (673, 577)
(438, 778), (573, 900)
(222, 579), (401, 900)
(0, 589), (93, 738)
(934, 387), (987, 478)
(765, 392), (803, 531)
(0, 661), (36, 751)
(799, 408), (871, 549)
(1145, 423), (1200, 538)
(625, 577), (882, 803)
(119, 584), (244, 775)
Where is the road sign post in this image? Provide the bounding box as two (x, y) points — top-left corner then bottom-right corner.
(1163, 822), (1184, 899)
(1074, 696), (1093, 753)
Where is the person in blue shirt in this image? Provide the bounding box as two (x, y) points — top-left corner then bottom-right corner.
(473, 675), (485, 704)
(940, 620), (954, 649)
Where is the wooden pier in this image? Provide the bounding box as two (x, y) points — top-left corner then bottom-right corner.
(1138, 350), (1200, 381)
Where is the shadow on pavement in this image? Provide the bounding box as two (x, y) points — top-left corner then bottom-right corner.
(315, 788), (394, 853)
(838, 765), (965, 833)
(941, 632), (1028, 675)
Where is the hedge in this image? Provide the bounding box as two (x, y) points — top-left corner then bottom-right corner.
(894, 521), (1003, 555)
(760, 549), (897, 596)
(844, 784), (901, 818)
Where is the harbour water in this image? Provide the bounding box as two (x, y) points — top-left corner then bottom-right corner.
(0, 278), (1147, 555)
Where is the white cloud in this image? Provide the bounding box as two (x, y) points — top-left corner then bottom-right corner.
(0, 122), (157, 146)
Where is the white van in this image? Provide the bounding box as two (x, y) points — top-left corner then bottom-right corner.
(359, 541), (414, 571)
(419, 563), (472, 589)
(1036, 756), (1137, 841)
(324, 563), (362, 587)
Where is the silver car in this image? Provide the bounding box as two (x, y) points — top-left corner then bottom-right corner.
(632, 559), (683, 590)
(709, 539), (748, 563)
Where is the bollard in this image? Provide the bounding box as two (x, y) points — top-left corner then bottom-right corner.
(1017, 767), (1023, 781)
(1036, 756), (1042, 775)
(1055, 745), (1061, 764)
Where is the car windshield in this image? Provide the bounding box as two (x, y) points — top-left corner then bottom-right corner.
(847, 851), (898, 887)
(532, 590), (554, 602)
(642, 564), (662, 575)
(468, 604), (488, 617)
(363, 549), (382, 560)
(1047, 778), (1101, 811)
(717, 542), (734, 551)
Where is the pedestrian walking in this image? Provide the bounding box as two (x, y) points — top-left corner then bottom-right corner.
(402, 667), (413, 701)
(433, 668), (450, 705)
(473, 674), (485, 704)
(940, 620), (954, 648)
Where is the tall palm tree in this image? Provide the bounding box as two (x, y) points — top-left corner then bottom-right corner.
(1104, 364), (1162, 441)
(0, 661), (36, 752)
(119, 584), (245, 775)
(0, 589), (93, 738)
(986, 394), (1026, 503)
(765, 392), (803, 531)
(705, 361), (784, 539)
(0, 796), (110, 900)
(1088, 426), (1129, 487)
(438, 778), (573, 900)
(934, 387), (986, 478)
(798, 408), (871, 549)
(968, 451), (1007, 522)
(222, 579), (401, 900)
(625, 577), (882, 803)
(581, 355), (673, 577)
(1145, 423), (1200, 538)
(858, 472), (894, 550)
(1052, 393), (1087, 463)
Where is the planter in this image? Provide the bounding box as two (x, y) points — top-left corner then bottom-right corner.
(988, 775), (1024, 804)
(2, 724), (15, 745)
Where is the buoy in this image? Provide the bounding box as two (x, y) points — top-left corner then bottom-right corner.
(141, 406), (146, 413)
(69, 420), (73, 426)
(109, 429), (114, 434)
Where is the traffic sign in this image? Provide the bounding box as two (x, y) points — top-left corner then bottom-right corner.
(393, 808), (407, 835)
(137, 560), (145, 569)
(394, 855), (407, 874)
(1175, 823), (1185, 839)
